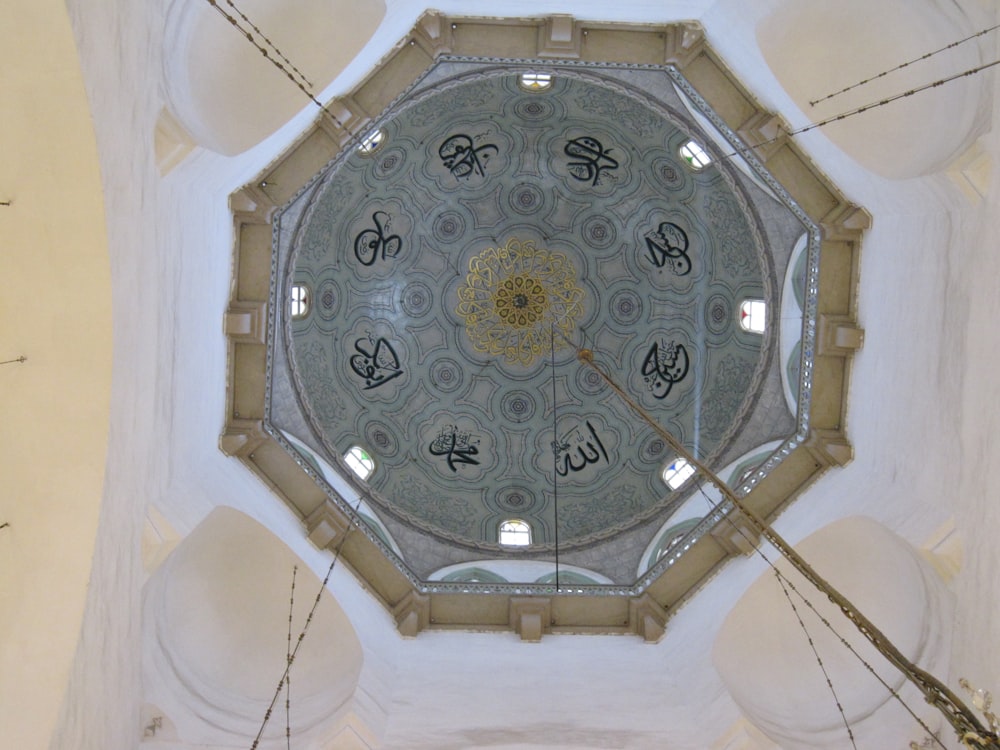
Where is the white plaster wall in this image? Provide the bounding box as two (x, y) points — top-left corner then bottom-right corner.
(28, 0), (1000, 748)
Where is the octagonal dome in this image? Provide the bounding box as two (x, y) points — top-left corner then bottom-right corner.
(282, 63), (792, 557)
(223, 14), (865, 637)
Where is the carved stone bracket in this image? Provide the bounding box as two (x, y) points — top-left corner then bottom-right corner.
(711, 510), (762, 556)
(393, 590), (430, 638)
(230, 185), (277, 224)
(628, 593), (668, 642)
(305, 501), (352, 551)
(509, 597), (552, 642)
(805, 428), (854, 467)
(412, 11), (451, 56)
(219, 418), (267, 459)
(224, 300), (267, 344)
(820, 202), (872, 242)
(663, 22), (705, 67)
(738, 111), (788, 163)
(538, 15), (579, 58)
(316, 96), (371, 149)
(817, 313), (864, 357)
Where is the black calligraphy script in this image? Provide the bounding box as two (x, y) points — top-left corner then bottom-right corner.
(644, 222), (691, 276)
(349, 335), (403, 390)
(354, 211), (402, 267)
(438, 134), (498, 180)
(428, 425), (481, 472)
(564, 136), (619, 186)
(553, 420), (610, 477)
(641, 339), (690, 400)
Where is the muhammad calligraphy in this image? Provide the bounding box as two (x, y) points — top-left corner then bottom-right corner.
(428, 425), (481, 472)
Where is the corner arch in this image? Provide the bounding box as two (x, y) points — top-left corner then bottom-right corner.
(143, 507), (364, 745)
(757, 0), (991, 179)
(161, 0), (386, 155)
(713, 516), (953, 749)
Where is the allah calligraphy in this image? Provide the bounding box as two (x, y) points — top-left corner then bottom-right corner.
(349, 334), (403, 390)
(564, 136), (619, 186)
(553, 420), (610, 477)
(643, 222), (691, 276)
(428, 425), (481, 472)
(641, 339), (690, 400)
(439, 133), (498, 181)
(353, 211), (402, 267)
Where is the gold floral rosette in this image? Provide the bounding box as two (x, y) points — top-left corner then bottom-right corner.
(456, 237), (584, 367)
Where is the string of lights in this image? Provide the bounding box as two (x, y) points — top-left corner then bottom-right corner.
(285, 566), (297, 750)
(810, 23), (1000, 106)
(249, 492), (366, 750)
(216, 0), (314, 89)
(716, 55), (1000, 165)
(549, 325), (561, 590)
(772, 567), (858, 749)
(202, 0), (362, 146)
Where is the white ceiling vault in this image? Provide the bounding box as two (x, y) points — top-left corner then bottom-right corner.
(7, 0), (1000, 749)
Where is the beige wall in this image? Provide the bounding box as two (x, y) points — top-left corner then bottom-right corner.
(0, 1), (113, 748)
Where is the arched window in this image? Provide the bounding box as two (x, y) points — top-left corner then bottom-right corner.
(344, 445), (375, 481)
(739, 299), (766, 334)
(290, 283), (310, 319)
(662, 457), (696, 490)
(654, 518), (702, 562)
(357, 128), (385, 155)
(441, 567), (508, 583)
(679, 140), (712, 170)
(519, 72), (552, 91)
(499, 519), (531, 546)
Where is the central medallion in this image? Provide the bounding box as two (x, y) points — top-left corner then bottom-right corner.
(496, 275), (546, 326)
(456, 237), (584, 367)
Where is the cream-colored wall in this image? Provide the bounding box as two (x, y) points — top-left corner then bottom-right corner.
(162, 0), (386, 156)
(0, 1), (112, 748)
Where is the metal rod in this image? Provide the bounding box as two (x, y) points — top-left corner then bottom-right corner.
(578, 348), (999, 748)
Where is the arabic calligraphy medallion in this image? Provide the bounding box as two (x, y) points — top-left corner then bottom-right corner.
(456, 237), (584, 367)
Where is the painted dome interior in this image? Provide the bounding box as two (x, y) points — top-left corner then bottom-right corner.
(266, 59), (815, 585)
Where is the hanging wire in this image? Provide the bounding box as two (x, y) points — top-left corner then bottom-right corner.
(721, 56), (1000, 163)
(550, 325), (561, 591)
(810, 23), (1000, 106)
(202, 0), (365, 146)
(693, 482), (948, 750)
(772, 567), (858, 749)
(214, 0), (314, 89)
(285, 565), (297, 750)
(250, 494), (366, 750)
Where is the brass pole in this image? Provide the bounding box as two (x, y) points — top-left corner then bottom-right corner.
(578, 348), (999, 748)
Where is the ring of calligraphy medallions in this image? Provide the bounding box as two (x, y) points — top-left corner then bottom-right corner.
(455, 238), (584, 368)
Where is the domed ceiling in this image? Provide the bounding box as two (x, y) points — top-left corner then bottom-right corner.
(223, 15), (865, 635)
(269, 57), (808, 578)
